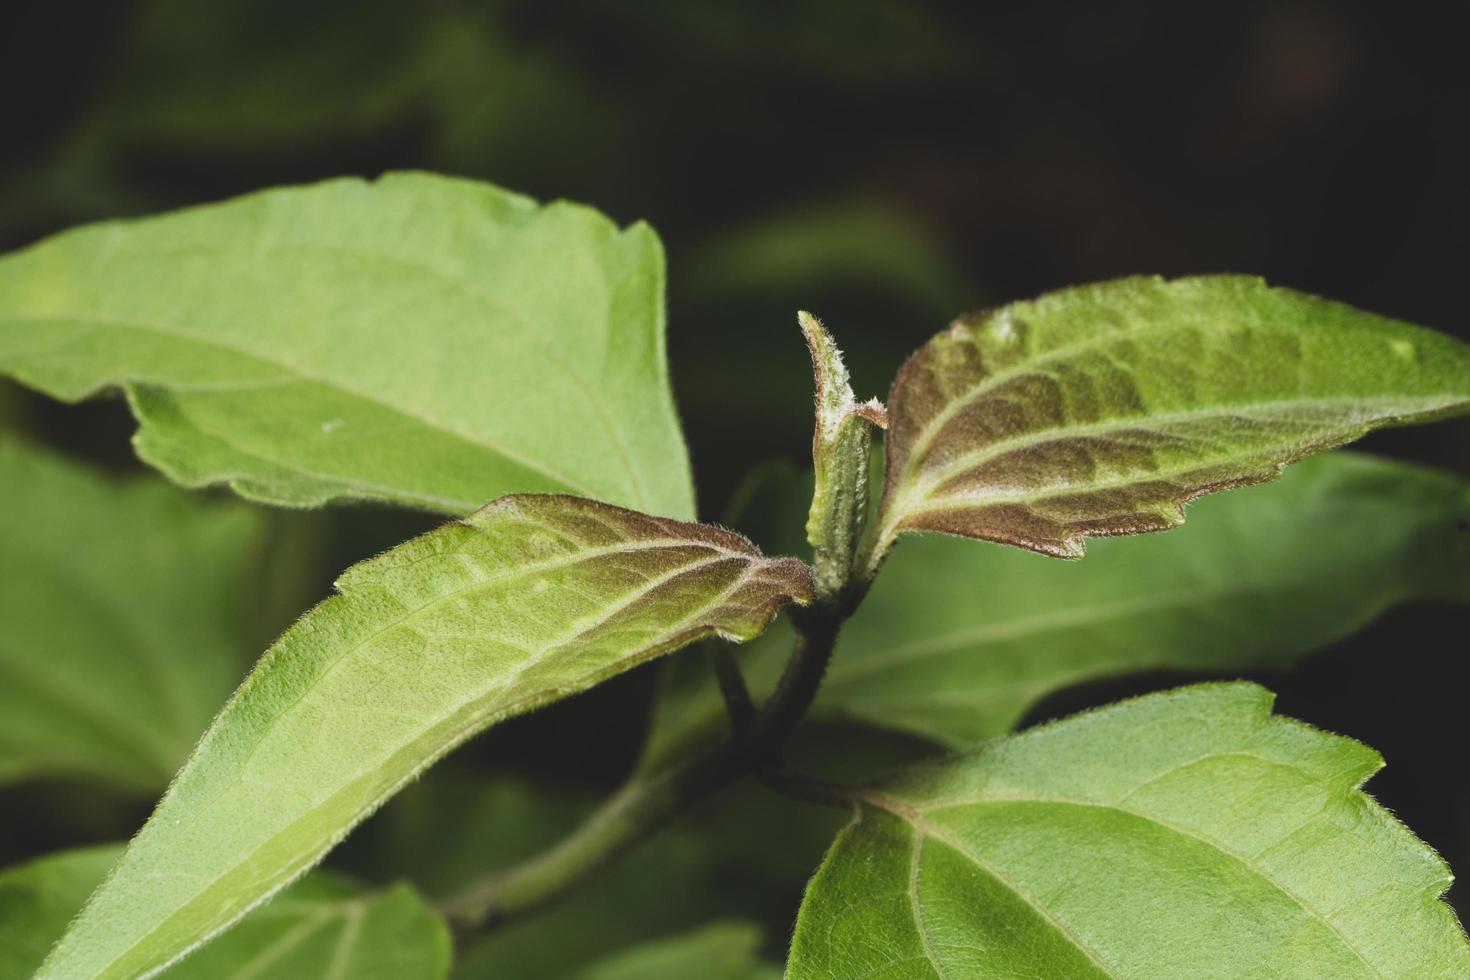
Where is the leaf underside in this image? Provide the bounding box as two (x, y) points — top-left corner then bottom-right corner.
(788, 683), (1470, 978)
(877, 275), (1470, 559)
(39, 495), (811, 980)
(0, 171), (695, 519)
(0, 437), (260, 790)
(0, 846), (449, 980)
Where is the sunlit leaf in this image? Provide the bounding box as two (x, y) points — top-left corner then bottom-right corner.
(0, 847), (449, 980)
(872, 276), (1470, 563)
(0, 437), (261, 790)
(39, 495), (810, 979)
(0, 172), (694, 519)
(789, 683), (1470, 977)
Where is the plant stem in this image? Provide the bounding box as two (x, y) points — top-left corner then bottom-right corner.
(442, 602), (845, 934)
(709, 643), (755, 735)
(442, 318), (878, 937)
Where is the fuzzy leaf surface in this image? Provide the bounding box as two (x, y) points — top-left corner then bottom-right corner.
(0, 438), (260, 790)
(0, 172), (694, 518)
(789, 683), (1470, 978)
(874, 275), (1470, 560)
(0, 847), (449, 980)
(39, 495), (810, 979)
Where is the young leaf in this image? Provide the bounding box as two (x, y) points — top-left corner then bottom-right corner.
(871, 275), (1470, 564)
(0, 437), (261, 790)
(0, 172), (694, 519)
(788, 683), (1470, 977)
(572, 922), (774, 980)
(0, 847), (450, 980)
(39, 495), (811, 979)
(800, 312), (885, 597)
(640, 452), (1470, 765)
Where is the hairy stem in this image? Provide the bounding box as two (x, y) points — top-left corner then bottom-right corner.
(709, 642), (755, 734)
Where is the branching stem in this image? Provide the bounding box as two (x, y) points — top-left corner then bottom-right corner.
(442, 598), (847, 934)
(442, 316), (879, 937)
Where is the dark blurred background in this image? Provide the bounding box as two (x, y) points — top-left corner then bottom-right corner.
(3, 0), (1468, 922)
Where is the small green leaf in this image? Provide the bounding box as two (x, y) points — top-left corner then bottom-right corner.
(0, 172), (694, 519)
(788, 683), (1470, 978)
(871, 276), (1470, 564)
(40, 495), (810, 979)
(0, 437), (261, 790)
(572, 922), (770, 980)
(0, 847), (449, 980)
(641, 451), (1470, 764)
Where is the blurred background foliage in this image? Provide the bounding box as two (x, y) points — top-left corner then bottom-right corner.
(1, 0), (1467, 961)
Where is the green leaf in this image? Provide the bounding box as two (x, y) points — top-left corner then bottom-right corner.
(0, 846), (118, 980)
(40, 495), (811, 979)
(0, 847), (449, 980)
(788, 683), (1470, 978)
(641, 451), (1470, 765)
(0, 437), (261, 790)
(0, 172), (694, 519)
(572, 922), (770, 980)
(822, 451), (1470, 745)
(871, 275), (1470, 564)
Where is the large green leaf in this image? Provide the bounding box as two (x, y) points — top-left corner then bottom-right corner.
(871, 275), (1470, 564)
(0, 847), (449, 980)
(788, 683), (1470, 978)
(0, 437), (261, 790)
(0, 172), (694, 519)
(641, 451), (1470, 765)
(40, 495), (811, 979)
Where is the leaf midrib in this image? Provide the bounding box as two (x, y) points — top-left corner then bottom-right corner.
(894, 312), (1241, 490)
(82, 540), (778, 977)
(7, 311), (605, 506)
(866, 771), (1386, 978)
(907, 394), (1455, 509)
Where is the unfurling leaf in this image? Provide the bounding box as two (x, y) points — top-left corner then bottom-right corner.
(789, 683), (1470, 978)
(40, 495), (811, 980)
(870, 275), (1470, 564)
(0, 847), (450, 980)
(799, 311), (884, 597)
(0, 437), (261, 790)
(0, 172), (694, 519)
